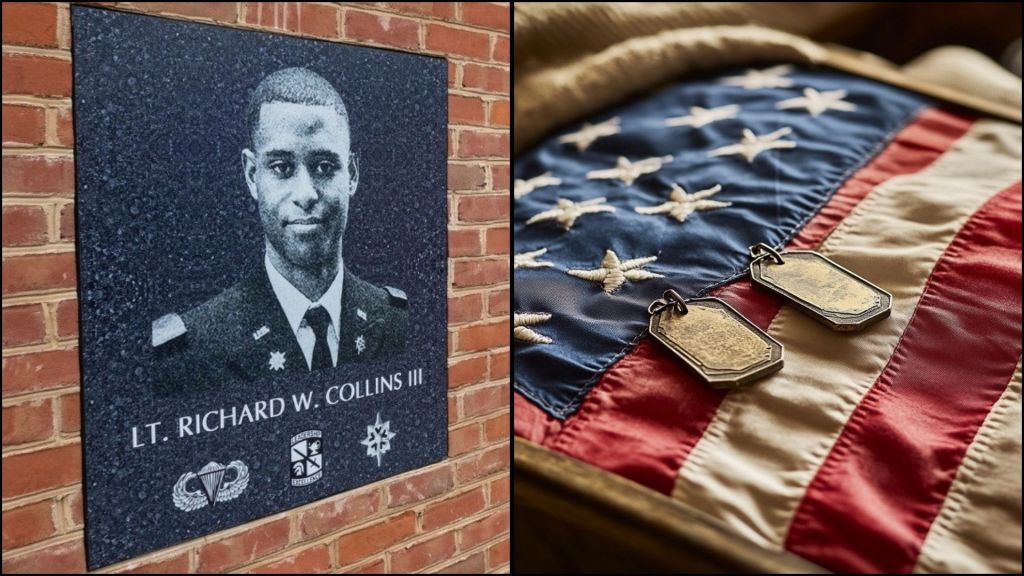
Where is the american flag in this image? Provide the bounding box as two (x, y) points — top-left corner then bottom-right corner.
(513, 64), (1022, 573)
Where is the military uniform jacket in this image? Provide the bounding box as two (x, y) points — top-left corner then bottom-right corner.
(152, 267), (408, 397)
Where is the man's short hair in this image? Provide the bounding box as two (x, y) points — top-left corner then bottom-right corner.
(246, 67), (350, 148)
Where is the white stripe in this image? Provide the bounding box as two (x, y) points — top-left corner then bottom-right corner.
(672, 119), (1023, 548)
(913, 359), (1022, 574)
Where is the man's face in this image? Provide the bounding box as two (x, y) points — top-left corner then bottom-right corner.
(243, 102), (355, 271)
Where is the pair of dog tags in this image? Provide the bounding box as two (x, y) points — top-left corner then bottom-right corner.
(648, 243), (891, 389)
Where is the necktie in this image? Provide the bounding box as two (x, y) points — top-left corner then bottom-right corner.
(304, 306), (332, 370)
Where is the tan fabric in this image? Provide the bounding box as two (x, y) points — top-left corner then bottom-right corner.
(514, 2), (877, 73)
(914, 360), (1023, 574)
(671, 119), (1023, 549)
(903, 45), (1023, 112)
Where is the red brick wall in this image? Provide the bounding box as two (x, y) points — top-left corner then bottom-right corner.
(1, 3), (510, 573)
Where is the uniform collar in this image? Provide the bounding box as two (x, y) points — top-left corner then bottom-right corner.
(265, 252), (344, 339)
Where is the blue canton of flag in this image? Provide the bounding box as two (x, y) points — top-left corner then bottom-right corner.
(513, 64), (928, 419)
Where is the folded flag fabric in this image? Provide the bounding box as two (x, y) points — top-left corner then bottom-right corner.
(514, 63), (1022, 573)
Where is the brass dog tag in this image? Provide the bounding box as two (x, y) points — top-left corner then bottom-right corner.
(648, 290), (783, 388)
(748, 243), (892, 331)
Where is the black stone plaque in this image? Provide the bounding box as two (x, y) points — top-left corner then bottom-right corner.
(72, 6), (447, 569)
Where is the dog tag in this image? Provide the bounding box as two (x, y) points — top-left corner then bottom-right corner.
(648, 290), (783, 388)
(748, 243), (892, 331)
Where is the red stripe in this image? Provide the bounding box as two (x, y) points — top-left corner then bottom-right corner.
(789, 108), (973, 249)
(784, 181), (1023, 573)
(514, 391), (562, 444)
(530, 108), (975, 495)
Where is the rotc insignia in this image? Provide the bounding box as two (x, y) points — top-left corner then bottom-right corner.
(355, 335), (366, 355)
(290, 430), (323, 487)
(360, 412), (396, 467)
(252, 325), (270, 340)
(172, 461), (249, 512)
(356, 308), (367, 321)
(269, 350), (286, 371)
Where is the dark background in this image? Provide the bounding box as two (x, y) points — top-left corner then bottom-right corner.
(72, 6), (447, 569)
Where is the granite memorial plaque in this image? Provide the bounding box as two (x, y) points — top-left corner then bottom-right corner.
(72, 6), (447, 569)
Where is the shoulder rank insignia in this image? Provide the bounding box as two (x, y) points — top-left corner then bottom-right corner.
(152, 313), (187, 347)
(385, 286), (408, 307)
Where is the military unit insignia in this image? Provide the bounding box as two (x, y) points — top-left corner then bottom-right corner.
(360, 412), (396, 467)
(172, 460), (249, 512)
(290, 430), (323, 487)
(252, 325), (270, 340)
(269, 350), (286, 371)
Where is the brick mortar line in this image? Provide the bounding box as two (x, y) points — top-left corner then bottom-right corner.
(0, 95), (72, 105)
(2, 146), (74, 156)
(0, 530), (82, 561)
(1, 243), (76, 257)
(0, 338), (77, 357)
(1, 385), (81, 408)
(1, 45), (71, 59)
(0, 484), (79, 513)
(57, 3), (71, 51)
(446, 158), (510, 165)
(448, 122), (510, 132)
(450, 155), (510, 161)
(451, 377), (511, 394)
(452, 86), (511, 98)
(1, 436), (79, 460)
(0, 288), (78, 305)
(447, 407), (510, 430)
(446, 350), (491, 366)
(449, 188), (511, 195)
(0, 193), (75, 202)
(445, 285), (510, 299)
(1, 197), (68, 208)
(448, 125), (510, 134)
(450, 285), (511, 296)
(447, 339), (511, 352)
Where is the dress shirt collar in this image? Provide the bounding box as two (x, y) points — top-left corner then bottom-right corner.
(265, 252), (344, 338)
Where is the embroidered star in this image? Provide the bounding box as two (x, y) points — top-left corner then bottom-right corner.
(355, 335), (366, 354)
(776, 87), (857, 116)
(586, 155), (673, 186)
(514, 312), (553, 344)
(720, 64), (795, 89)
(514, 172), (562, 200)
(568, 250), (664, 294)
(526, 197), (615, 230)
(558, 117), (621, 151)
(708, 127), (797, 163)
(635, 183), (731, 223)
(269, 351), (286, 371)
(664, 104), (740, 128)
(514, 247), (554, 270)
